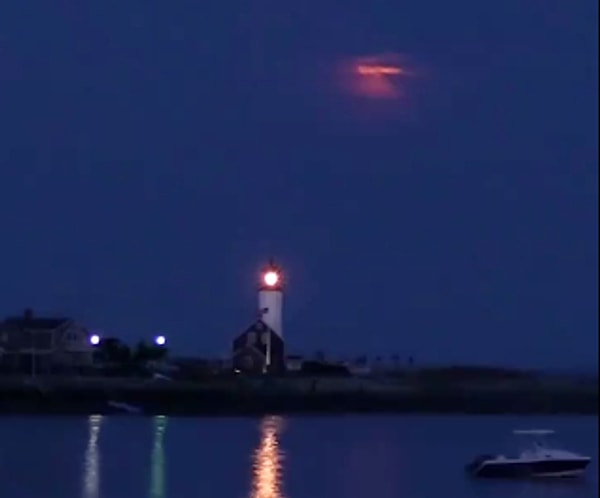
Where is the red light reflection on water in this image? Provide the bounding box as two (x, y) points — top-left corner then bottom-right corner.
(250, 416), (285, 498)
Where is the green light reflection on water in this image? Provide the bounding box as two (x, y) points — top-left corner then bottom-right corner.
(150, 415), (167, 498)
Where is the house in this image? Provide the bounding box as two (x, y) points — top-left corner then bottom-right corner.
(0, 309), (96, 372)
(232, 319), (285, 374)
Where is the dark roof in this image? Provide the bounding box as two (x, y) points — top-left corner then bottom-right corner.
(239, 319), (274, 336)
(2, 317), (70, 330)
(233, 319), (281, 347)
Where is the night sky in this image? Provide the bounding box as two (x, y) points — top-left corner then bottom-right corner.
(1, 0), (597, 368)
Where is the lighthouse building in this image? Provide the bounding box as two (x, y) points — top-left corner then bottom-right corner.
(232, 260), (286, 374)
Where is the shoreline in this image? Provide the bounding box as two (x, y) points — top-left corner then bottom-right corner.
(1, 375), (597, 416)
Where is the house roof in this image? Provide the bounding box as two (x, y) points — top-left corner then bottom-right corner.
(232, 319), (285, 356)
(241, 319), (275, 336)
(2, 316), (71, 330)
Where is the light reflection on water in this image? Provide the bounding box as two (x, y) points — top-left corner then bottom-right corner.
(60, 415), (595, 498)
(80, 414), (167, 498)
(149, 416), (167, 498)
(82, 414), (102, 498)
(250, 416), (286, 498)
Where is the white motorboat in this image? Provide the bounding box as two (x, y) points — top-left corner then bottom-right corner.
(466, 429), (591, 479)
(107, 400), (142, 414)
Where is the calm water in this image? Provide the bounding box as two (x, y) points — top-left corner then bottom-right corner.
(0, 415), (597, 498)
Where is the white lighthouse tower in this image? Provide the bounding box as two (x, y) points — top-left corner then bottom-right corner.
(258, 259), (284, 339)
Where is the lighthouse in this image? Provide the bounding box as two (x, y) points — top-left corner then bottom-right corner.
(231, 259), (286, 373)
(258, 259), (284, 339)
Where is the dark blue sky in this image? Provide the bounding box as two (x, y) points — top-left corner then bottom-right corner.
(1, 0), (597, 368)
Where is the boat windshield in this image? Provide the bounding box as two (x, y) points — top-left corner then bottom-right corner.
(513, 430), (558, 453)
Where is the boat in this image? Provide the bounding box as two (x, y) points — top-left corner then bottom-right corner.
(107, 400), (142, 414)
(466, 429), (591, 479)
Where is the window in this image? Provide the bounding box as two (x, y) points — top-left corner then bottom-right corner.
(246, 331), (256, 346)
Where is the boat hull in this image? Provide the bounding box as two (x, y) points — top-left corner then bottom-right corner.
(469, 458), (590, 479)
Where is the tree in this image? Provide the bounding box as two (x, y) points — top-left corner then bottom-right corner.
(96, 338), (131, 365)
(133, 340), (168, 363)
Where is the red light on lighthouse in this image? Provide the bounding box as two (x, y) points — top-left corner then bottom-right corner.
(259, 259), (283, 291)
(263, 271), (280, 287)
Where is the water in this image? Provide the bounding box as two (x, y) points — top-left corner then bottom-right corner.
(0, 415), (597, 498)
